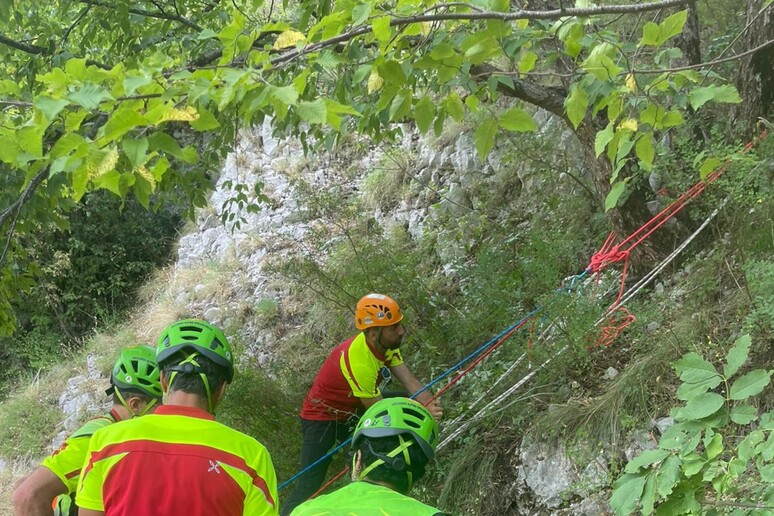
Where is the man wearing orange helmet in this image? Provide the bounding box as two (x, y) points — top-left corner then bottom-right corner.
(281, 294), (442, 515)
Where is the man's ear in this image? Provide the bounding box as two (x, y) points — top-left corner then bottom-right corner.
(127, 395), (147, 416)
(351, 450), (363, 481)
(160, 370), (169, 392)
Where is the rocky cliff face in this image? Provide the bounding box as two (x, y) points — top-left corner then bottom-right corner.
(48, 113), (630, 513)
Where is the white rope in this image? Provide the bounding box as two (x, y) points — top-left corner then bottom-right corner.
(437, 203), (725, 451)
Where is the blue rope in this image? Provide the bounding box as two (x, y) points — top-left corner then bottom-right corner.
(278, 269), (590, 491)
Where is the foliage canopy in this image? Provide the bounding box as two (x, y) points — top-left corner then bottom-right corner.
(0, 0), (754, 334)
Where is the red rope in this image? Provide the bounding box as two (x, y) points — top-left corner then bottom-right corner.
(587, 129), (767, 346)
(310, 466), (350, 499)
(594, 307), (637, 347)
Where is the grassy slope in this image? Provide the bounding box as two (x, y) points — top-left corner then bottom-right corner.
(0, 130), (771, 514)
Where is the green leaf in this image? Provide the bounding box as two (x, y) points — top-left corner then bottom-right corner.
(625, 449), (670, 473)
(17, 126), (44, 159)
(565, 87), (588, 129)
(414, 96), (435, 134)
(640, 22), (660, 46)
(699, 157), (723, 180)
(371, 16), (391, 46)
(610, 473), (647, 515)
(738, 430), (765, 461)
(656, 455), (681, 498)
(659, 10), (688, 44)
(688, 85), (743, 111)
(729, 404), (758, 425)
(67, 83), (114, 110)
(635, 135), (655, 171)
(661, 110), (684, 128)
(673, 352), (721, 400)
(595, 123), (615, 157)
(352, 2), (371, 24)
(270, 85), (299, 107)
(641, 472), (657, 515)
(725, 334), (752, 378)
(102, 109), (148, 144)
(50, 133), (88, 159)
(92, 170), (122, 196)
(377, 60), (407, 87)
(676, 392), (725, 420)
(682, 456), (706, 477)
(498, 108), (537, 132)
(705, 432), (723, 460)
(444, 94), (465, 122)
(518, 51), (538, 74)
(729, 370), (772, 400)
(297, 99), (327, 125)
(122, 138), (149, 167)
(474, 119), (497, 158)
(34, 96), (70, 122)
(604, 180), (626, 211)
(190, 107), (220, 131)
(760, 464), (774, 483)
(760, 431), (774, 461)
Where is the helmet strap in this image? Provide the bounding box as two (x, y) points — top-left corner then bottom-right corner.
(167, 353), (216, 414)
(358, 436), (414, 490)
(114, 388), (156, 418)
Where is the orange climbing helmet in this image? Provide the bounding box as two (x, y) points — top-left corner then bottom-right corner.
(355, 294), (403, 330)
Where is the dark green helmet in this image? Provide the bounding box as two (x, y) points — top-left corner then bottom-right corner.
(111, 345), (163, 399)
(353, 398), (439, 461)
(156, 319), (234, 382)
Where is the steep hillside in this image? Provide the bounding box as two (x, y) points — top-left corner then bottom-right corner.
(1, 117), (772, 514)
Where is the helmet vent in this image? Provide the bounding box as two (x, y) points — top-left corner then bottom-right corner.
(179, 325), (203, 333)
(210, 338), (223, 350)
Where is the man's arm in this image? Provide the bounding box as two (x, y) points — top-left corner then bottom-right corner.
(12, 467), (67, 516)
(78, 509), (104, 515)
(389, 364), (443, 419)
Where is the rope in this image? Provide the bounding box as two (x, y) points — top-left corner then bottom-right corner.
(438, 202), (725, 447)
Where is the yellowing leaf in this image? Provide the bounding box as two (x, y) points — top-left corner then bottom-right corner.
(421, 22), (432, 36)
(135, 165), (157, 188)
(618, 119), (638, 132)
(368, 71), (384, 93)
(158, 106), (200, 123)
(273, 30), (306, 50)
(88, 147), (119, 180)
(625, 73), (636, 92)
(516, 19), (529, 30)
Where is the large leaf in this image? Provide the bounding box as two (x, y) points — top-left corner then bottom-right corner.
(675, 392), (725, 420)
(729, 404), (758, 425)
(67, 83), (114, 110)
(413, 96), (435, 134)
(565, 87), (588, 129)
(656, 455), (682, 498)
(635, 135), (655, 171)
(604, 180), (626, 211)
(673, 352), (721, 400)
(474, 119), (497, 158)
(625, 449), (670, 473)
(724, 334), (751, 377)
(659, 10), (688, 44)
(595, 123), (614, 157)
(297, 99), (327, 125)
(729, 370), (772, 400)
(688, 85), (742, 110)
(498, 108), (537, 132)
(610, 473), (647, 515)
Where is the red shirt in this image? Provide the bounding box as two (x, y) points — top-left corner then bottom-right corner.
(300, 333), (403, 421)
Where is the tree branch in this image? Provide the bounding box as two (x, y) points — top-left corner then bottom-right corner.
(77, 0), (203, 31)
(270, 0), (688, 67)
(0, 33), (46, 54)
(0, 167), (50, 235)
(470, 63), (567, 117)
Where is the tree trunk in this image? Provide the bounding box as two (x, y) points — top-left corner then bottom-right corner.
(731, 0), (774, 139)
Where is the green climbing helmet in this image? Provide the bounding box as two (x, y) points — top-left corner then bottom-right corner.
(111, 345), (163, 399)
(353, 398), (439, 461)
(156, 319), (234, 382)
